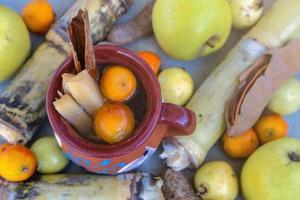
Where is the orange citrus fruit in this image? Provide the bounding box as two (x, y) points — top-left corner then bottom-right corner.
(100, 66), (137, 102)
(94, 103), (135, 144)
(21, 0), (55, 34)
(254, 114), (288, 144)
(137, 51), (161, 75)
(0, 144), (36, 182)
(222, 129), (259, 159)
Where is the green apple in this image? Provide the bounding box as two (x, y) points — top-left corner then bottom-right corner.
(158, 67), (194, 106)
(0, 5), (30, 81)
(242, 138), (300, 200)
(227, 0), (263, 30)
(267, 78), (300, 115)
(31, 136), (69, 174)
(194, 161), (238, 200)
(152, 0), (232, 60)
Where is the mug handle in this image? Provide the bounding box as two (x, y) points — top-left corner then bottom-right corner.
(158, 103), (196, 137)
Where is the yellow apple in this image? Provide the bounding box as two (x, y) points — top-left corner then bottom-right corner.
(242, 138), (300, 200)
(0, 5), (31, 81)
(152, 0), (232, 60)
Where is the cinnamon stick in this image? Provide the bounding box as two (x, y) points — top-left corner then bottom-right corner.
(68, 9), (99, 80)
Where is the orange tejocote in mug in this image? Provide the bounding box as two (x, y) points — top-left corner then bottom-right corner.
(100, 66), (137, 102)
(94, 103), (135, 144)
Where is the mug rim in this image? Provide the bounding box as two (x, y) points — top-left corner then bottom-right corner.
(46, 45), (162, 158)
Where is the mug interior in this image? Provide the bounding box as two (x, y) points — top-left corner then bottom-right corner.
(46, 45), (162, 158)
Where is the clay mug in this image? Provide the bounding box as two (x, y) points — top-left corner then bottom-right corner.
(46, 45), (196, 174)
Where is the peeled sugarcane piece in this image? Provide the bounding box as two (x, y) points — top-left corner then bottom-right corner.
(0, 0), (132, 144)
(68, 9), (99, 79)
(246, 0), (300, 48)
(61, 73), (75, 95)
(53, 93), (101, 142)
(0, 173), (164, 200)
(53, 93), (92, 133)
(62, 70), (104, 116)
(227, 39), (300, 136)
(161, 0), (300, 171)
(107, 1), (154, 45)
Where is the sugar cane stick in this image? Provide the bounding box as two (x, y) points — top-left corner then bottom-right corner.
(246, 0), (300, 48)
(107, 1), (155, 45)
(161, 0), (300, 170)
(0, 0), (132, 144)
(0, 174), (164, 200)
(53, 93), (94, 136)
(62, 70), (104, 116)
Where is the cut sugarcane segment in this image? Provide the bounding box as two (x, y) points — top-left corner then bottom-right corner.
(53, 94), (93, 135)
(62, 73), (74, 95)
(62, 70), (104, 116)
(0, 173), (164, 200)
(246, 0), (300, 48)
(53, 93), (101, 142)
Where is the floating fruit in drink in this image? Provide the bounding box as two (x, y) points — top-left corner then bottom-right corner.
(94, 103), (135, 144)
(100, 66), (137, 102)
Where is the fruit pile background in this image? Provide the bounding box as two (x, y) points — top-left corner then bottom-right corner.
(0, 0), (299, 199)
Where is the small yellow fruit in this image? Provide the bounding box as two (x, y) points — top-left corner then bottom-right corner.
(194, 161), (238, 200)
(158, 68), (193, 106)
(228, 0), (263, 30)
(267, 78), (300, 115)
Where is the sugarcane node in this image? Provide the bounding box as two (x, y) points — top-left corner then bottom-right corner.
(0, 105), (41, 144)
